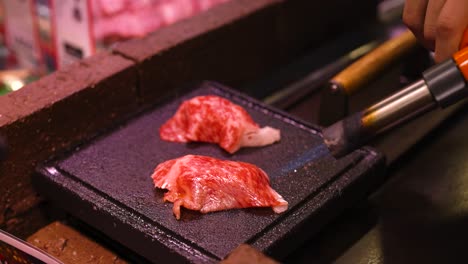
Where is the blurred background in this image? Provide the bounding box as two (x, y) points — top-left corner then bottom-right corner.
(0, 0), (231, 95)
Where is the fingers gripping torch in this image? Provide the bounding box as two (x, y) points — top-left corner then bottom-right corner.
(324, 31), (468, 158)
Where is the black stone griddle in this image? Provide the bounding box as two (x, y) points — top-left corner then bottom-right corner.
(34, 81), (385, 263)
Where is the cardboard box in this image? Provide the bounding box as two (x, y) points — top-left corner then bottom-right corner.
(53, 0), (94, 69)
(4, 0), (43, 72)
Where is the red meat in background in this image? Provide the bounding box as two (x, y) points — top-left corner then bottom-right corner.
(91, 0), (230, 40)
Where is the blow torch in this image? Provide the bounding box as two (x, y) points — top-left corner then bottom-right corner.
(324, 30), (468, 158)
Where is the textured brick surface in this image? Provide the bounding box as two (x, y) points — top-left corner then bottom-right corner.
(112, 0), (376, 106)
(27, 221), (128, 264)
(113, 0), (283, 105)
(0, 52), (138, 236)
(221, 244), (279, 264)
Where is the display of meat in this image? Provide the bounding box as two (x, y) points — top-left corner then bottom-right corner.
(151, 155), (288, 219)
(91, 0), (230, 40)
(160, 95), (281, 153)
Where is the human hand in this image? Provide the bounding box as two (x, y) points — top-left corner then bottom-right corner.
(403, 0), (468, 62)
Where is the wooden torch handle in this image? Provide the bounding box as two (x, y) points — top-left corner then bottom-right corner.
(330, 29), (419, 96)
